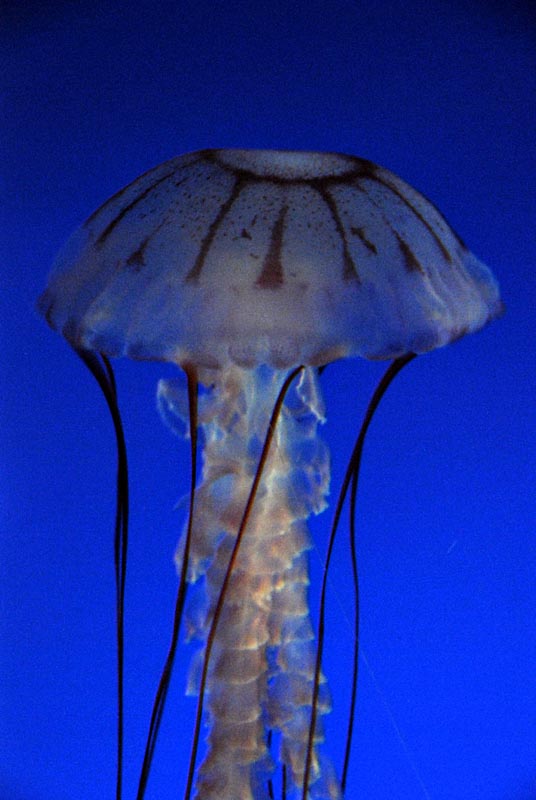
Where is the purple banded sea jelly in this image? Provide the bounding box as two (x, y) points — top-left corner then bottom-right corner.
(38, 149), (502, 800)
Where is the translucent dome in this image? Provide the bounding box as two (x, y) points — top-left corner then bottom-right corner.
(38, 149), (502, 367)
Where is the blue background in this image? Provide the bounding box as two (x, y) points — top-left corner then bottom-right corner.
(2, 2), (535, 799)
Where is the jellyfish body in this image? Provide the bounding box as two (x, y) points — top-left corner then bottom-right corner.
(39, 149), (501, 368)
(38, 149), (502, 799)
(159, 364), (334, 799)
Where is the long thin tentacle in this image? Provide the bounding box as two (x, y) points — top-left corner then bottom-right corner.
(303, 353), (416, 799)
(341, 450), (361, 794)
(136, 364), (200, 799)
(74, 348), (129, 800)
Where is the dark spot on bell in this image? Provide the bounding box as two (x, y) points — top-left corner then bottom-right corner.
(396, 233), (424, 274)
(351, 226), (377, 255)
(126, 246), (146, 271)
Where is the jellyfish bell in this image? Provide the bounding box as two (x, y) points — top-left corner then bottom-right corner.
(39, 148), (501, 368)
(37, 149), (502, 799)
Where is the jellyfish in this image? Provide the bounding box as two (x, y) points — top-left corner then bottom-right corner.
(37, 149), (502, 800)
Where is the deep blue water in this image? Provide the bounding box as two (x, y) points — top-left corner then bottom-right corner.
(2, 2), (535, 799)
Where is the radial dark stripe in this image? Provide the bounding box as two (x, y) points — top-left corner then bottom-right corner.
(95, 170), (179, 247)
(313, 184), (361, 283)
(364, 174), (454, 263)
(256, 205), (287, 289)
(394, 232), (425, 274)
(85, 154), (206, 227)
(125, 236), (149, 271)
(184, 177), (245, 284)
(351, 226), (377, 254)
(125, 215), (171, 271)
(84, 165), (168, 227)
(352, 179), (432, 275)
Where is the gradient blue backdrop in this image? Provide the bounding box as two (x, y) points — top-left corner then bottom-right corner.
(2, 2), (535, 799)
